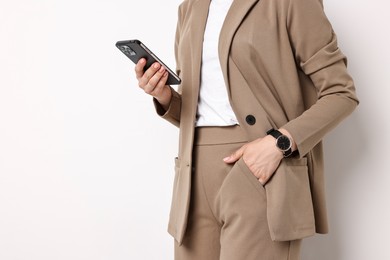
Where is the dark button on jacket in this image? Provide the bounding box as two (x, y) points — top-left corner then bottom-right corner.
(245, 115), (256, 125)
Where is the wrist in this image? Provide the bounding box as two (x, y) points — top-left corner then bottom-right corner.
(156, 86), (172, 111)
(266, 128), (296, 157)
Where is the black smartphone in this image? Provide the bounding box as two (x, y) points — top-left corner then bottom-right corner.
(116, 39), (181, 85)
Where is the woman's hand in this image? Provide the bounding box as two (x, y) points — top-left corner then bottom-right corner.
(134, 58), (172, 111)
(223, 129), (296, 185)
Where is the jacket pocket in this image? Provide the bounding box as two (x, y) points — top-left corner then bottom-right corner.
(265, 158), (316, 241)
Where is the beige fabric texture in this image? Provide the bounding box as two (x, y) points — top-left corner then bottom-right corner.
(174, 126), (301, 260)
(154, 0), (359, 245)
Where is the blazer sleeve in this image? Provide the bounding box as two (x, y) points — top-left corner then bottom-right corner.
(152, 5), (184, 128)
(282, 0), (359, 157)
(153, 86), (181, 127)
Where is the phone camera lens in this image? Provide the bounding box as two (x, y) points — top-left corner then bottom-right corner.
(121, 45), (136, 56)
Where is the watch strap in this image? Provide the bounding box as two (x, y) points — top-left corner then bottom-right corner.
(266, 128), (282, 139)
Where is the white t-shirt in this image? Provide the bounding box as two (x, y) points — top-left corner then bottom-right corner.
(195, 0), (239, 127)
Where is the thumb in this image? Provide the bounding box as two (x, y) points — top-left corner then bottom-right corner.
(223, 147), (244, 163)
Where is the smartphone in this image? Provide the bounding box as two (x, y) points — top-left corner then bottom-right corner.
(116, 39), (181, 85)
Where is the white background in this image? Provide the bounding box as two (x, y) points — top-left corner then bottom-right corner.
(0, 0), (389, 259)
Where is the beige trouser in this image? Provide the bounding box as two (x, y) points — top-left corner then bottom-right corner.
(174, 125), (301, 260)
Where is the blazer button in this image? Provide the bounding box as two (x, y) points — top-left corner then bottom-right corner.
(245, 115), (256, 125)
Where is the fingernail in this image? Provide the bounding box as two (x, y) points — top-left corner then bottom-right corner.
(223, 156), (230, 161)
(164, 72), (168, 77)
(159, 66), (165, 73)
(154, 63), (160, 69)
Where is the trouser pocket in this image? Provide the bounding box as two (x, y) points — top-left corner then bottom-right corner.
(215, 157), (266, 225)
(236, 157), (265, 196)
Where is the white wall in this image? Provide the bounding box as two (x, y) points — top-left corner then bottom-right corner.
(0, 0), (388, 259)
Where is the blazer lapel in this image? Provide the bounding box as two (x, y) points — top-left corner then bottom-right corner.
(219, 0), (260, 96)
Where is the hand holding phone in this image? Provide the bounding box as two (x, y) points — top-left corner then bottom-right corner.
(116, 39), (181, 85)
(116, 39), (175, 109)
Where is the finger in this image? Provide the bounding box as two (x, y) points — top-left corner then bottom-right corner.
(147, 66), (166, 91)
(144, 67), (166, 94)
(258, 175), (269, 186)
(139, 62), (161, 88)
(151, 71), (169, 96)
(134, 58), (146, 79)
(223, 146), (245, 163)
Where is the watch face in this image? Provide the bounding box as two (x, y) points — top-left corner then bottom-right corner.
(276, 135), (291, 151)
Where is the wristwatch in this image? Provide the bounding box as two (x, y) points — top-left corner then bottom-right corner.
(266, 128), (293, 157)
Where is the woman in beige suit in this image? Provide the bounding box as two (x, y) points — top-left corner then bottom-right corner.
(133, 0), (358, 259)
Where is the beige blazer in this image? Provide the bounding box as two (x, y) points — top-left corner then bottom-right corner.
(154, 0), (359, 244)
